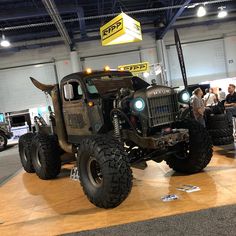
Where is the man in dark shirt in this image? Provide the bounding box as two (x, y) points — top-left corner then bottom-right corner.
(225, 84), (236, 117)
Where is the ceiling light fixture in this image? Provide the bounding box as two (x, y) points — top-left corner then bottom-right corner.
(218, 6), (228, 18)
(197, 5), (206, 17)
(0, 34), (11, 47)
(143, 72), (150, 78)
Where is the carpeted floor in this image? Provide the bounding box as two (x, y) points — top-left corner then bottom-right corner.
(0, 143), (22, 186)
(61, 204), (236, 236)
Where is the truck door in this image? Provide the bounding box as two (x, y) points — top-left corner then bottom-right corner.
(62, 80), (91, 143)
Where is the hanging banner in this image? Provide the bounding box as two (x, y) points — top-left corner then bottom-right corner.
(118, 62), (149, 73)
(100, 12), (142, 46)
(174, 29), (188, 89)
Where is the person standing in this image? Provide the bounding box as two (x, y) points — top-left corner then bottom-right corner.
(218, 88), (226, 102)
(203, 88), (217, 107)
(192, 88), (205, 127)
(224, 84), (236, 117)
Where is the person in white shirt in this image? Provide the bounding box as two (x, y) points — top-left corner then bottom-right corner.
(203, 88), (217, 106)
(218, 88), (226, 102)
(192, 88), (205, 127)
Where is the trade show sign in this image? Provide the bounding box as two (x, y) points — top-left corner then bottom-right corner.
(176, 184), (200, 193)
(100, 12), (142, 46)
(118, 62), (149, 73)
(70, 166), (80, 181)
(161, 194), (179, 202)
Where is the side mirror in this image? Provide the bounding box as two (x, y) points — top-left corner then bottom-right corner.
(64, 84), (74, 100)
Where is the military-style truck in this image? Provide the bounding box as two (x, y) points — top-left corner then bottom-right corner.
(19, 70), (212, 208)
(0, 122), (13, 151)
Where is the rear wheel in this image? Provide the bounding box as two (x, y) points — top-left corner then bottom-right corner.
(78, 136), (132, 208)
(19, 133), (35, 173)
(31, 133), (61, 180)
(166, 119), (213, 173)
(0, 132), (7, 151)
(212, 136), (234, 146)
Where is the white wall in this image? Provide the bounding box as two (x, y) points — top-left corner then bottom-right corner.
(79, 33), (158, 75)
(77, 33), (156, 58)
(164, 20), (236, 86)
(167, 39), (227, 86)
(164, 20), (236, 45)
(0, 33), (157, 80)
(55, 59), (73, 82)
(83, 51), (141, 70)
(224, 36), (236, 78)
(0, 45), (69, 68)
(0, 64), (56, 112)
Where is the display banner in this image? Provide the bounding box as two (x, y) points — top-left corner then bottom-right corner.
(174, 29), (188, 89)
(118, 62), (149, 73)
(100, 12), (142, 46)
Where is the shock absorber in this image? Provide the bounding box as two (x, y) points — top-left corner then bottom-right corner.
(113, 113), (121, 140)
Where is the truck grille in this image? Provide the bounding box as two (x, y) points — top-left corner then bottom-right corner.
(147, 93), (179, 127)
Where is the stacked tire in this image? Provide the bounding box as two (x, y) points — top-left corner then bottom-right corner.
(206, 113), (234, 145)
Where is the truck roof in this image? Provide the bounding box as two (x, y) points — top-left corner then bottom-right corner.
(60, 70), (133, 84)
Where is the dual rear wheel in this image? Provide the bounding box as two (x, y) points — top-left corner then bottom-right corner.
(19, 133), (133, 208)
(19, 133), (61, 179)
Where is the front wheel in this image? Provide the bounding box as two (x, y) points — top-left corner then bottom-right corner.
(0, 132), (7, 151)
(166, 119), (213, 173)
(78, 136), (133, 208)
(179, 107), (191, 119)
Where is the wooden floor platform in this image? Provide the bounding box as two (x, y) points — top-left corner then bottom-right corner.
(1, 144), (236, 235)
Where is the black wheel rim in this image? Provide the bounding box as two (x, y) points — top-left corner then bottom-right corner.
(0, 135), (4, 147)
(128, 147), (144, 163)
(23, 149), (27, 162)
(174, 141), (190, 160)
(87, 156), (103, 187)
(35, 148), (42, 167)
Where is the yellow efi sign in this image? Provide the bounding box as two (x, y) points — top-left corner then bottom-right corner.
(100, 12), (142, 46)
(118, 62), (149, 73)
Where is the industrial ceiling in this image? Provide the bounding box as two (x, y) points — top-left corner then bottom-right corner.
(0, 0), (235, 52)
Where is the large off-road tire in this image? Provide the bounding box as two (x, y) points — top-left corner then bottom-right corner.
(19, 133), (36, 173)
(206, 114), (232, 130)
(208, 128), (233, 138)
(212, 135), (234, 146)
(31, 133), (61, 180)
(0, 132), (7, 151)
(78, 136), (132, 208)
(166, 119), (213, 174)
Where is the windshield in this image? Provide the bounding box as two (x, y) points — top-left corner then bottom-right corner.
(85, 79), (99, 98)
(86, 83), (98, 94)
(85, 75), (133, 98)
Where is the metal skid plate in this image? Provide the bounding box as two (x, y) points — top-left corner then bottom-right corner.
(122, 128), (189, 149)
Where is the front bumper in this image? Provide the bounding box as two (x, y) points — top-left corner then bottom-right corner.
(122, 129), (189, 149)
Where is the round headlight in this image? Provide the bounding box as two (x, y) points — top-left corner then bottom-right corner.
(133, 98), (145, 112)
(182, 91), (190, 102)
(179, 90), (190, 104)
